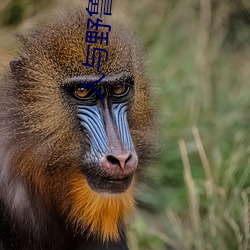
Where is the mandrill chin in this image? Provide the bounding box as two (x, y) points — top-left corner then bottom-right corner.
(0, 9), (154, 250)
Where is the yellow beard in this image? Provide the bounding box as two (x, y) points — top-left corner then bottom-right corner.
(67, 175), (135, 241)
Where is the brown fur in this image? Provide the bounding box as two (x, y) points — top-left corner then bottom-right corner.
(0, 9), (154, 244)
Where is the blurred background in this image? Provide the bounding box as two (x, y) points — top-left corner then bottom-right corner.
(1, 0), (250, 249)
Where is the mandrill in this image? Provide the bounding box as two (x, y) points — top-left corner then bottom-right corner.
(0, 9), (153, 250)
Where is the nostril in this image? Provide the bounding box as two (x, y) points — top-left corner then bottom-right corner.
(106, 155), (120, 165)
(125, 154), (132, 164)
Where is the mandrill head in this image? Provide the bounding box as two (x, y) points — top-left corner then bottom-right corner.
(0, 10), (154, 242)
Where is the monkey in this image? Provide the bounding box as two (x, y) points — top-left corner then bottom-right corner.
(0, 9), (154, 250)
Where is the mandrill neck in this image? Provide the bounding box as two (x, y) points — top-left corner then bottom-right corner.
(74, 232), (129, 250)
(0, 162), (129, 250)
(0, 197), (129, 250)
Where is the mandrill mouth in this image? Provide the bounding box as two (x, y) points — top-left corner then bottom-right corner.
(82, 167), (134, 194)
(81, 151), (138, 194)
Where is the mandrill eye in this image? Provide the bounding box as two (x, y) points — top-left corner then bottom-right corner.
(74, 87), (90, 98)
(113, 84), (127, 96)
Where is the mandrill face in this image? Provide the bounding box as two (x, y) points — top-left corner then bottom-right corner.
(63, 73), (138, 195)
(0, 10), (154, 243)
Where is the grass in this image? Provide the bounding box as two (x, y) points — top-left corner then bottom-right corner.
(125, 0), (250, 249)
